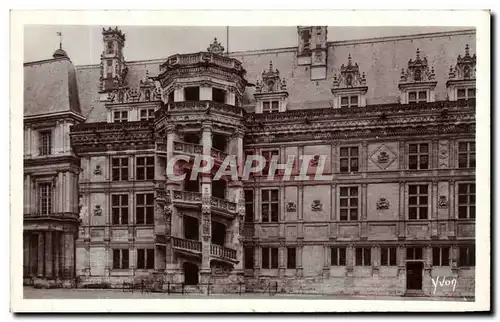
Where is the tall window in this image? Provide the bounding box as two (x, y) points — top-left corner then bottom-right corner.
(112, 249), (129, 269)
(261, 247), (279, 269)
(38, 182), (52, 215)
(136, 249), (154, 269)
(136, 156), (154, 180)
(459, 245), (475, 267)
(331, 247), (346, 266)
(39, 130), (52, 156)
(287, 247), (296, 269)
(381, 247), (397, 266)
(408, 90), (427, 103)
(244, 247), (254, 269)
(184, 87), (199, 101)
(406, 247), (423, 260)
(263, 101), (279, 113)
(458, 183), (475, 219)
(457, 88), (476, 101)
(432, 246), (450, 266)
(339, 186), (358, 221)
(408, 143), (429, 170)
(355, 247), (371, 266)
(262, 150), (279, 175)
(168, 91), (174, 103)
(340, 146), (359, 173)
(113, 110), (128, 123)
(139, 108), (155, 121)
(261, 189), (279, 222)
(244, 190), (254, 222)
(136, 193), (154, 225)
(340, 95), (359, 108)
(112, 194), (128, 225)
(112, 157), (129, 181)
(408, 184), (428, 220)
(458, 141), (475, 168)
(212, 88), (226, 103)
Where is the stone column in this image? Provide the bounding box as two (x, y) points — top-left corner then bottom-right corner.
(29, 233), (37, 276)
(45, 231), (53, 278)
(23, 233), (29, 277)
(53, 231), (60, 278)
(322, 245), (330, 278)
(37, 232), (45, 277)
(200, 122), (213, 281)
(63, 231), (75, 278)
(200, 83), (212, 101)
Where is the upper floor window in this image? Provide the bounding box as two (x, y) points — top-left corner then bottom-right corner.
(339, 186), (358, 221)
(136, 193), (154, 225)
(340, 146), (359, 173)
(244, 247), (254, 269)
(457, 88), (476, 101)
(112, 157), (129, 181)
(432, 246), (450, 266)
(136, 156), (154, 180)
(112, 249), (129, 269)
(136, 249), (154, 269)
(408, 90), (427, 103)
(112, 194), (129, 225)
(262, 149), (279, 175)
(458, 183), (475, 219)
(340, 95), (359, 108)
(168, 91), (174, 103)
(139, 108), (155, 121)
(381, 247), (397, 266)
(355, 247), (371, 266)
(262, 189), (279, 222)
(212, 88), (226, 103)
(287, 247), (296, 269)
(244, 190), (254, 223)
(184, 87), (199, 101)
(408, 184), (428, 220)
(406, 247), (423, 260)
(114, 110), (128, 123)
(262, 247), (278, 269)
(263, 101), (279, 113)
(458, 141), (475, 168)
(408, 143), (429, 170)
(331, 247), (346, 266)
(458, 245), (475, 267)
(39, 130), (52, 156)
(38, 182), (52, 215)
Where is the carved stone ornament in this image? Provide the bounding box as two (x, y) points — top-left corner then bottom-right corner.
(438, 195), (449, 209)
(370, 144), (397, 170)
(311, 200), (323, 212)
(332, 54), (367, 88)
(202, 215), (210, 235)
(400, 48), (435, 83)
(93, 165), (102, 176)
(309, 155), (320, 167)
(93, 205), (102, 216)
(207, 37), (225, 55)
(448, 44), (476, 81)
(376, 198), (390, 210)
(255, 61), (287, 93)
(286, 202), (297, 212)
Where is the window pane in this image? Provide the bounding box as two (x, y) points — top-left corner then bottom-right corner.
(409, 196), (418, 205)
(419, 196), (428, 205)
(432, 247), (440, 266)
(420, 155), (429, 169)
(409, 207), (417, 220)
(458, 142), (468, 152)
(271, 190), (279, 201)
(409, 92), (417, 101)
(262, 248), (269, 269)
(409, 185), (417, 195)
(339, 248), (346, 266)
(419, 185), (428, 194)
(419, 207), (428, 219)
(415, 247), (422, 259)
(351, 158), (359, 172)
(340, 209), (348, 221)
(406, 248), (414, 259)
(351, 147), (359, 157)
(355, 248), (362, 266)
(458, 206), (468, 219)
(364, 248), (371, 266)
(351, 96), (358, 104)
(419, 91), (427, 100)
(409, 156), (418, 169)
(262, 204), (269, 222)
(340, 159), (349, 172)
(457, 89), (466, 98)
(271, 248), (279, 269)
(381, 248), (388, 266)
(350, 187), (358, 196)
(350, 209), (358, 221)
(389, 247), (397, 266)
(341, 97), (349, 105)
(262, 191), (269, 202)
(458, 184), (468, 194)
(340, 147), (349, 157)
(409, 144), (418, 154)
(419, 144), (429, 153)
(339, 198), (348, 207)
(442, 247), (450, 266)
(340, 187), (349, 196)
(349, 197), (358, 207)
(331, 248), (338, 266)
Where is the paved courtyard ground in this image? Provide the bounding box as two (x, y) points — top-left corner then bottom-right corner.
(23, 286), (473, 301)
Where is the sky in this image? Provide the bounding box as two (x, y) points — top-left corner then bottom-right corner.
(23, 26), (469, 66)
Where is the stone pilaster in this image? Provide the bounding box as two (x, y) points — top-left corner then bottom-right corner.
(63, 231), (75, 278)
(53, 231), (60, 278)
(201, 122), (212, 275)
(37, 232), (45, 277)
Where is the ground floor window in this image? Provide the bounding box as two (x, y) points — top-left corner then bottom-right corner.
(112, 249), (129, 269)
(136, 248), (154, 269)
(355, 247), (371, 266)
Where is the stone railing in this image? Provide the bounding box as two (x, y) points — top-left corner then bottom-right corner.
(161, 52), (242, 72)
(168, 101), (243, 117)
(210, 244), (237, 261)
(211, 196), (237, 214)
(210, 148), (229, 163)
(155, 189), (167, 202)
(172, 190), (202, 203)
(24, 212), (80, 221)
(173, 141), (203, 155)
(172, 237), (202, 253)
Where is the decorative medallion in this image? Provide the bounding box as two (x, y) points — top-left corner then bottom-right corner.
(286, 202), (297, 212)
(93, 165), (102, 176)
(438, 196), (449, 209)
(438, 140), (449, 169)
(376, 198), (390, 210)
(93, 205), (102, 216)
(311, 200), (323, 212)
(370, 144), (397, 170)
(309, 155), (320, 167)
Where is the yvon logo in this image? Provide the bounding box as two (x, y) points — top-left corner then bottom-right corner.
(431, 276), (457, 294)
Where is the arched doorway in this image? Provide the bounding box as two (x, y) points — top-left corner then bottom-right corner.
(183, 262), (199, 285)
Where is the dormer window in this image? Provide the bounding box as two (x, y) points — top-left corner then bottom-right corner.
(447, 45), (476, 102)
(263, 101), (280, 113)
(398, 49), (436, 104)
(331, 54), (367, 109)
(254, 61), (288, 114)
(114, 110), (128, 123)
(139, 108), (155, 121)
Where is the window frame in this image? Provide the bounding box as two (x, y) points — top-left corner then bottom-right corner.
(408, 142), (430, 170)
(38, 181), (53, 215)
(408, 184), (429, 220)
(432, 246), (450, 266)
(139, 108), (155, 121)
(244, 189), (254, 223)
(339, 186), (359, 221)
(136, 248), (155, 269)
(111, 193), (129, 225)
(244, 246), (254, 269)
(458, 183), (475, 219)
(340, 95), (359, 108)
(135, 192), (154, 225)
(457, 141), (476, 169)
(112, 249), (130, 269)
(113, 110), (129, 123)
(330, 247), (347, 266)
(261, 247), (279, 269)
(458, 244), (475, 267)
(287, 247), (296, 269)
(136, 155), (155, 181)
(339, 146), (359, 173)
(406, 247), (424, 260)
(262, 100), (280, 113)
(39, 129), (52, 156)
(111, 156), (129, 181)
(261, 188), (279, 223)
(456, 87), (476, 101)
(408, 90), (428, 103)
(355, 247), (372, 266)
(261, 149), (280, 176)
(380, 247), (397, 266)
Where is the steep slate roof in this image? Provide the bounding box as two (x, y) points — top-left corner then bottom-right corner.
(71, 29), (476, 123)
(24, 57), (83, 117)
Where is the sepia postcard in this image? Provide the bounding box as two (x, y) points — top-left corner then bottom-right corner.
(10, 10), (491, 313)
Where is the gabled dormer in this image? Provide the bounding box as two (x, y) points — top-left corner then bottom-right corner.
(254, 61), (288, 113)
(447, 44), (476, 102)
(398, 48), (437, 104)
(331, 54), (368, 109)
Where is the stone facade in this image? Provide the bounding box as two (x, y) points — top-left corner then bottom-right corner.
(24, 27), (476, 297)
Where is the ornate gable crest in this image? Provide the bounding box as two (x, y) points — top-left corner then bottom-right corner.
(448, 44), (476, 81)
(400, 49), (435, 83)
(139, 70), (161, 101)
(332, 54), (367, 88)
(207, 37), (225, 55)
(255, 61), (287, 93)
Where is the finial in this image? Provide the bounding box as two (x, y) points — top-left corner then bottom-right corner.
(348, 53), (352, 65)
(465, 44), (470, 57)
(269, 61), (273, 72)
(57, 31), (62, 49)
(416, 48), (420, 60)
